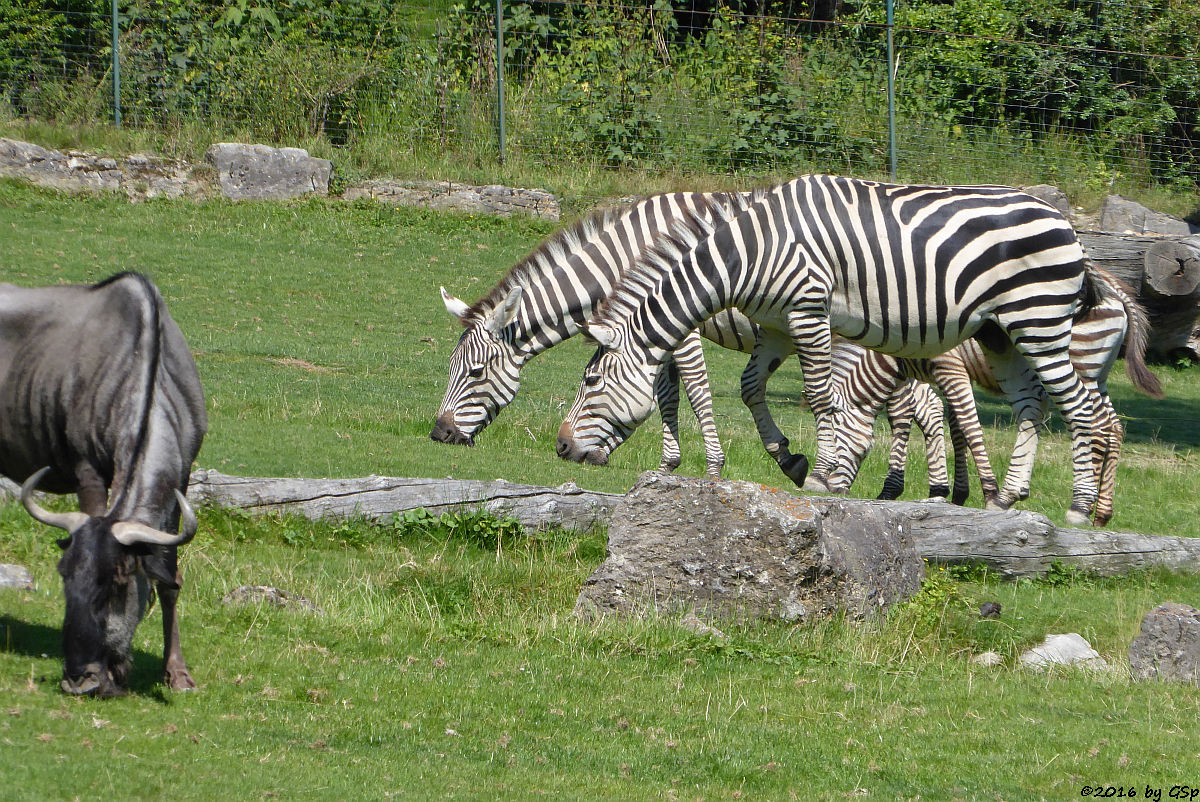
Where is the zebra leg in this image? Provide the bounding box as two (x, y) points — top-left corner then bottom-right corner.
(878, 381), (917, 500)
(908, 381), (951, 500)
(740, 330), (809, 487)
(674, 331), (726, 479)
(653, 359), (683, 474)
(930, 354), (999, 506)
(1092, 392), (1122, 527)
(982, 352), (1047, 511)
(786, 306), (839, 490)
(945, 405), (973, 506)
(988, 330), (1098, 525)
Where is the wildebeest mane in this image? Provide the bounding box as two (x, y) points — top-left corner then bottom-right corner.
(93, 272), (165, 518)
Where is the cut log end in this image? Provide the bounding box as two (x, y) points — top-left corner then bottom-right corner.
(1144, 237), (1200, 299)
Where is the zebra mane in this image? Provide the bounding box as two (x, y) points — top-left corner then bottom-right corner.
(461, 204), (623, 324)
(592, 189), (768, 329)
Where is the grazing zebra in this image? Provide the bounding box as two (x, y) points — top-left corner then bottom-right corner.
(433, 191), (821, 485)
(433, 189), (950, 493)
(432, 192), (731, 477)
(558, 175), (1109, 525)
(821, 269), (1161, 524)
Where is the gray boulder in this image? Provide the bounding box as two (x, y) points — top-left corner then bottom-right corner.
(342, 179), (560, 220)
(1129, 603), (1200, 684)
(1022, 184), (1073, 223)
(0, 137), (205, 201)
(575, 472), (924, 622)
(1099, 194), (1197, 235)
(205, 143), (331, 201)
(0, 564), (34, 590)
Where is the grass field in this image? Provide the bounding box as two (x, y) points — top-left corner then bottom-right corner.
(2, 180), (1200, 800)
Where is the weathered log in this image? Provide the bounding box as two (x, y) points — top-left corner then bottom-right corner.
(870, 498), (1200, 577)
(1077, 231), (1200, 361)
(1141, 235), (1200, 359)
(184, 469), (620, 532)
(172, 472), (1200, 578)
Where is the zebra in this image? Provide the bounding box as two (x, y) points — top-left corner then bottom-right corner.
(433, 192), (809, 486)
(557, 175), (1109, 525)
(821, 269), (1161, 525)
(432, 192), (730, 478)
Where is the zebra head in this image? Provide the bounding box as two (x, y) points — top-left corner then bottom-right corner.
(431, 286), (526, 446)
(557, 322), (659, 466)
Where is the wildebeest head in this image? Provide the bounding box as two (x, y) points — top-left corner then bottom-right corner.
(21, 468), (197, 697)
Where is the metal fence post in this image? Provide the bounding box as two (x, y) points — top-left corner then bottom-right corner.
(886, 0), (896, 180)
(111, 0), (121, 127)
(496, 0), (506, 164)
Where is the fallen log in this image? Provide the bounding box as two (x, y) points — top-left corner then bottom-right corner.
(184, 469), (621, 532)
(872, 498), (1200, 578)
(1077, 230), (1200, 361)
(8, 472), (1198, 578)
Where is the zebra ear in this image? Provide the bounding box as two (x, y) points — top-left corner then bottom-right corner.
(584, 322), (620, 351)
(485, 286), (523, 337)
(441, 287), (471, 320)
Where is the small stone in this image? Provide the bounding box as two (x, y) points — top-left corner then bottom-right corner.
(972, 651), (1004, 668)
(221, 584), (323, 614)
(0, 564), (34, 590)
(1020, 633), (1107, 671)
(679, 613), (726, 639)
(979, 601), (1002, 618)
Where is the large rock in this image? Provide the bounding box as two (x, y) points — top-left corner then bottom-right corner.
(342, 179), (560, 220)
(205, 143), (331, 201)
(1022, 184), (1073, 223)
(1129, 603), (1200, 684)
(574, 472), (924, 622)
(0, 137), (207, 201)
(1099, 194), (1197, 236)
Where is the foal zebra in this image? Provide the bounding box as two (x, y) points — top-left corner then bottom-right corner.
(558, 175), (1108, 525)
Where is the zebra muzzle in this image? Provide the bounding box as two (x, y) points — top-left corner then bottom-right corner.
(430, 413), (475, 446)
(555, 422), (608, 465)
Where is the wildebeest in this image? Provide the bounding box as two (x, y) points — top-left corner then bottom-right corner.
(0, 272), (206, 696)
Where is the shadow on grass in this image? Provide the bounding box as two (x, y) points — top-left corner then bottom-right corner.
(974, 388), (1200, 449)
(0, 614), (170, 700)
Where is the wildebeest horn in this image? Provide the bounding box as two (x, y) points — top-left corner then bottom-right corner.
(111, 489), (198, 547)
(21, 467), (89, 534)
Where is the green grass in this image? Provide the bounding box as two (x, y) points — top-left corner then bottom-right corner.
(2, 180), (1200, 799)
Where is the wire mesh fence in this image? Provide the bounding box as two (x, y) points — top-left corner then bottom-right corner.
(1, 1), (1198, 190)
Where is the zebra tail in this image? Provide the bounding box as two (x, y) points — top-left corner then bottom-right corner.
(1093, 263), (1165, 400)
(1074, 259), (1103, 323)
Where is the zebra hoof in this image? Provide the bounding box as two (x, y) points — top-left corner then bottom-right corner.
(1065, 508), (1091, 527)
(779, 454), (809, 487)
(803, 474), (832, 493)
(951, 490), (969, 506)
(984, 498), (1011, 512)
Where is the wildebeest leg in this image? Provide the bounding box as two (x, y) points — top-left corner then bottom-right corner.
(158, 567), (195, 691)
